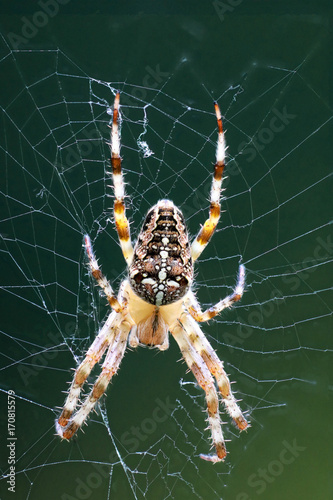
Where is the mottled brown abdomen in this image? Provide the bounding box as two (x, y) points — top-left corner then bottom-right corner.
(129, 199), (193, 306)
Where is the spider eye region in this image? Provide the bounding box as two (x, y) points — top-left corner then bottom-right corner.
(129, 200), (193, 306)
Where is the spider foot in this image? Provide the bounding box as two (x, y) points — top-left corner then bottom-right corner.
(57, 409), (72, 427)
(55, 419), (67, 438)
(199, 452), (226, 463)
(235, 414), (249, 431)
(55, 419), (79, 440)
(200, 440), (227, 463)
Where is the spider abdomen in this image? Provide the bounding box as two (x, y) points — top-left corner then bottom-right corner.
(129, 199), (193, 306)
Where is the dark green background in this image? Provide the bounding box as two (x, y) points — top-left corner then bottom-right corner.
(0, 2), (332, 499)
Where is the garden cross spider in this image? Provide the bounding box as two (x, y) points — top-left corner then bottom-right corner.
(55, 93), (248, 462)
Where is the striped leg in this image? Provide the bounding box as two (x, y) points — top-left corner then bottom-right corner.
(191, 101), (226, 261)
(111, 92), (134, 265)
(186, 264), (245, 322)
(180, 313), (248, 433)
(58, 319), (131, 440)
(85, 234), (122, 313)
(171, 320), (227, 463)
(56, 311), (121, 433)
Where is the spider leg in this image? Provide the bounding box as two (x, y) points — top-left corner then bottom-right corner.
(186, 264), (245, 322)
(57, 319), (131, 439)
(180, 312), (248, 432)
(171, 319), (227, 462)
(110, 92), (134, 265)
(56, 310), (121, 430)
(191, 101), (226, 262)
(85, 234), (123, 313)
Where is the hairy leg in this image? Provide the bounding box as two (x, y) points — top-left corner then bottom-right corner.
(180, 312), (248, 431)
(186, 264), (245, 322)
(171, 319), (227, 462)
(110, 92), (134, 264)
(57, 319), (131, 439)
(56, 311), (121, 431)
(191, 101), (226, 261)
(85, 234), (123, 312)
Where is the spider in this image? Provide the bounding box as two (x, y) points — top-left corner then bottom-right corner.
(55, 93), (248, 462)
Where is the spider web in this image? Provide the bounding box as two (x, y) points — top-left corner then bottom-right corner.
(0, 33), (332, 500)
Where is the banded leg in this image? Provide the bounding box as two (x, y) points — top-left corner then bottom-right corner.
(186, 264), (245, 322)
(180, 313), (248, 432)
(58, 320), (131, 440)
(56, 311), (121, 433)
(110, 92), (134, 265)
(85, 234), (122, 313)
(171, 320), (227, 463)
(191, 101), (226, 261)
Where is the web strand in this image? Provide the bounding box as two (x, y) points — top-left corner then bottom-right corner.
(0, 43), (332, 499)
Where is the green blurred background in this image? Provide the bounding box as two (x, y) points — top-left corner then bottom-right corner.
(0, 1), (332, 499)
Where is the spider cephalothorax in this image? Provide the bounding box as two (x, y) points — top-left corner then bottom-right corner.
(129, 199), (193, 306)
(56, 93), (248, 463)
